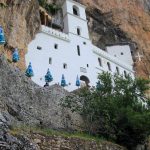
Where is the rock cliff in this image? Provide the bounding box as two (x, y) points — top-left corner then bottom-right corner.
(0, 0), (150, 149)
(0, 54), (83, 131)
(0, 0), (41, 69)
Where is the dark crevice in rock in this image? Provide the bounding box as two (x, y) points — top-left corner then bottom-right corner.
(86, 7), (132, 50)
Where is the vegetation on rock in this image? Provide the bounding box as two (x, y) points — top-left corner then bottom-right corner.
(61, 73), (150, 149)
(38, 0), (60, 15)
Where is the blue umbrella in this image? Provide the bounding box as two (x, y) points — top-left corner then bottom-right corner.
(25, 62), (34, 77)
(96, 81), (102, 90)
(61, 74), (66, 87)
(45, 69), (53, 83)
(76, 75), (80, 87)
(0, 26), (5, 45)
(12, 48), (19, 63)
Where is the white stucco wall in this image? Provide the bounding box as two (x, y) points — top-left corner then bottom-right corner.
(67, 15), (89, 39)
(25, 0), (134, 91)
(62, 0), (87, 20)
(25, 26), (134, 91)
(26, 26), (96, 91)
(106, 45), (133, 66)
(62, 0), (89, 39)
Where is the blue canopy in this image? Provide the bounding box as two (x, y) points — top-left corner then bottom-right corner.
(12, 48), (19, 63)
(96, 81), (102, 90)
(76, 75), (80, 87)
(45, 69), (53, 83)
(0, 26), (5, 45)
(61, 74), (66, 87)
(25, 62), (34, 77)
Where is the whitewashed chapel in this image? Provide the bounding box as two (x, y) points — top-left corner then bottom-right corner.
(25, 0), (134, 91)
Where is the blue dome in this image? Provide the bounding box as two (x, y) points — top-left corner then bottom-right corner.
(0, 26), (6, 45)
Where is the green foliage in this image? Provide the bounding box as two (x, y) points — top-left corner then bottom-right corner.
(38, 0), (60, 15)
(0, 3), (8, 8)
(10, 125), (105, 142)
(61, 72), (150, 149)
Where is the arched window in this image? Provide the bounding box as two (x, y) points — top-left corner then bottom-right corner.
(98, 58), (102, 67)
(77, 28), (81, 35)
(116, 67), (120, 75)
(73, 5), (80, 16)
(124, 71), (127, 78)
(80, 75), (90, 87)
(107, 62), (111, 71)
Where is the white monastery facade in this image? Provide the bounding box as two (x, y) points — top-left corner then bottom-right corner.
(25, 0), (134, 91)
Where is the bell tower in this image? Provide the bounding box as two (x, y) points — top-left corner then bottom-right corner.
(62, 0), (90, 39)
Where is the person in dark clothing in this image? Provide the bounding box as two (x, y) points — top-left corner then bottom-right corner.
(44, 82), (49, 87)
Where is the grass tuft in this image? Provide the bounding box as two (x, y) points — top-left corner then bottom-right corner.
(9, 125), (105, 142)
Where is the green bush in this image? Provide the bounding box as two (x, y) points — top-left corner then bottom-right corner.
(61, 72), (150, 149)
(38, 0), (60, 15)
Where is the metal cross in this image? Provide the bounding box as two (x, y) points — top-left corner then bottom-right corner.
(135, 52), (144, 61)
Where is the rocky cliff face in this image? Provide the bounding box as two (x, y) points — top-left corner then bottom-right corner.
(0, 0), (41, 69)
(79, 0), (150, 78)
(0, 54), (83, 131)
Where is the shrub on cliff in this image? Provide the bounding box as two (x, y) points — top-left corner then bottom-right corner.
(38, 0), (60, 15)
(61, 72), (150, 149)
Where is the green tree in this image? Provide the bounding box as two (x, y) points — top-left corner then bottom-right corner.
(61, 72), (150, 149)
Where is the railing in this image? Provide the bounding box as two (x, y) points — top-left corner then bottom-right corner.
(41, 25), (70, 42)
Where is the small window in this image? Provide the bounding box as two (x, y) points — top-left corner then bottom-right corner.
(77, 45), (80, 56)
(83, 42), (86, 45)
(37, 46), (42, 50)
(107, 62), (111, 71)
(87, 64), (89, 68)
(121, 52), (124, 55)
(124, 71), (127, 78)
(98, 58), (102, 67)
(73, 7), (78, 15)
(73, 5), (79, 16)
(77, 28), (81, 35)
(116, 67), (120, 75)
(63, 63), (67, 69)
(49, 58), (52, 64)
(54, 44), (58, 49)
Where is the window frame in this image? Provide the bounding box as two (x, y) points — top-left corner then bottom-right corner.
(98, 57), (102, 67)
(107, 62), (111, 71)
(77, 45), (80, 56)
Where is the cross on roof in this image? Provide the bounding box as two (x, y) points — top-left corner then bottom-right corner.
(135, 52), (144, 61)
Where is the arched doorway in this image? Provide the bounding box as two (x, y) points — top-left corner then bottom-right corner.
(80, 75), (90, 87)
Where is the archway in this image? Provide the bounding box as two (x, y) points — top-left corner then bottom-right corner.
(73, 5), (80, 16)
(80, 75), (90, 87)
